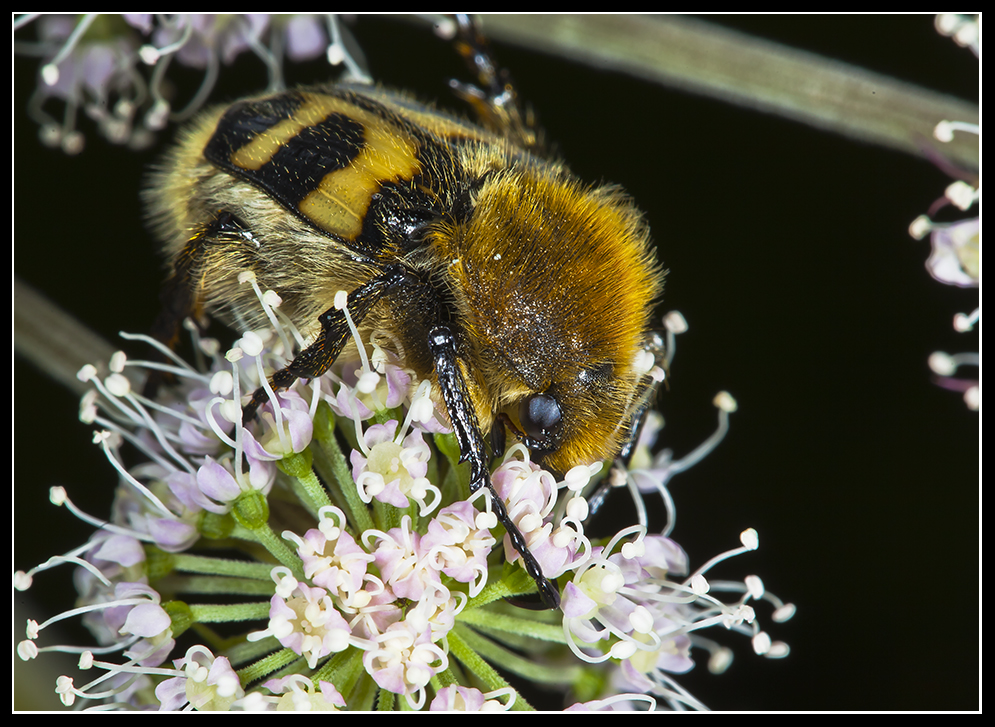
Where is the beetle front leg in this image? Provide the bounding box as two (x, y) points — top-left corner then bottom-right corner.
(428, 324), (561, 610)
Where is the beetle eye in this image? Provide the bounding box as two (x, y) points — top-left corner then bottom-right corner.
(519, 393), (563, 441)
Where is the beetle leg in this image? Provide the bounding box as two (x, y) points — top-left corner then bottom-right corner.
(145, 212), (253, 399)
(241, 263), (412, 421)
(428, 324), (561, 610)
(448, 14), (543, 154)
(586, 330), (668, 520)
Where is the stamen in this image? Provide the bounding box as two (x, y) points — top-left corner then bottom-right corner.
(92, 432), (175, 518)
(119, 330), (202, 374)
(139, 17), (194, 63)
(335, 290), (381, 404)
(14, 535), (114, 591)
(171, 45), (220, 122)
(40, 13), (98, 86)
(684, 529), (760, 588)
(667, 392), (736, 476)
(662, 310), (688, 368)
(236, 16), (283, 91)
(239, 271), (293, 359)
(326, 14), (369, 82)
(933, 119), (980, 142)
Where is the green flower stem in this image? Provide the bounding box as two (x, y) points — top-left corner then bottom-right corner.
(187, 622), (234, 654)
(313, 419), (375, 535)
(454, 623), (581, 688)
(434, 433), (471, 503)
(448, 625), (534, 711)
(431, 668), (459, 691)
(377, 689), (394, 711)
(456, 606), (567, 644)
(419, 444), (442, 530)
(438, 463), (465, 509)
(171, 553), (275, 580)
(175, 575), (276, 596)
(223, 636), (284, 668)
(373, 406), (404, 426)
(372, 497), (418, 534)
(278, 448), (332, 516)
(309, 437), (353, 516)
(464, 566), (536, 609)
(371, 497), (391, 533)
(188, 601), (270, 624)
(313, 646), (365, 698)
(348, 669), (378, 711)
(237, 645), (301, 684)
(229, 489), (304, 578)
(229, 520), (303, 580)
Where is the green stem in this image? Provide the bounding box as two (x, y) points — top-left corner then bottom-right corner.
(279, 449), (332, 515)
(477, 14), (979, 168)
(223, 636), (285, 668)
(463, 565), (536, 609)
(448, 625), (534, 711)
(432, 667), (459, 690)
(454, 623), (580, 687)
(237, 646), (301, 684)
(314, 422), (375, 535)
(377, 689), (394, 711)
(457, 606), (567, 644)
(313, 647), (366, 702)
(188, 601), (270, 624)
(229, 489), (304, 578)
(174, 575), (275, 596)
(348, 669), (379, 711)
(232, 520), (303, 578)
(171, 553), (274, 580)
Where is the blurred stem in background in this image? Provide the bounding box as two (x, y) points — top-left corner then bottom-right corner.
(14, 14), (979, 385)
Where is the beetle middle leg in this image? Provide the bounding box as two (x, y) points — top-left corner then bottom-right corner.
(241, 263), (412, 421)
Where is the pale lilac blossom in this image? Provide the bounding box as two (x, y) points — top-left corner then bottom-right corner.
(430, 685), (515, 711)
(249, 577), (354, 669)
(259, 674), (346, 711)
(155, 647), (244, 711)
(363, 619), (448, 710)
(366, 516), (444, 603)
(351, 420), (440, 514)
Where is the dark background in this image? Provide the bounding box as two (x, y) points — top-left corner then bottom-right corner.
(15, 15), (979, 711)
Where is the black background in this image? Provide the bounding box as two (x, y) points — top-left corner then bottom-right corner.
(14, 15), (979, 711)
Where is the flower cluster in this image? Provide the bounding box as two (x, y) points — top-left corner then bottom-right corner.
(906, 14), (979, 410)
(15, 277), (792, 711)
(13, 14), (366, 154)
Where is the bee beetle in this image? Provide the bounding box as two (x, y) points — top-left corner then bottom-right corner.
(145, 17), (664, 609)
